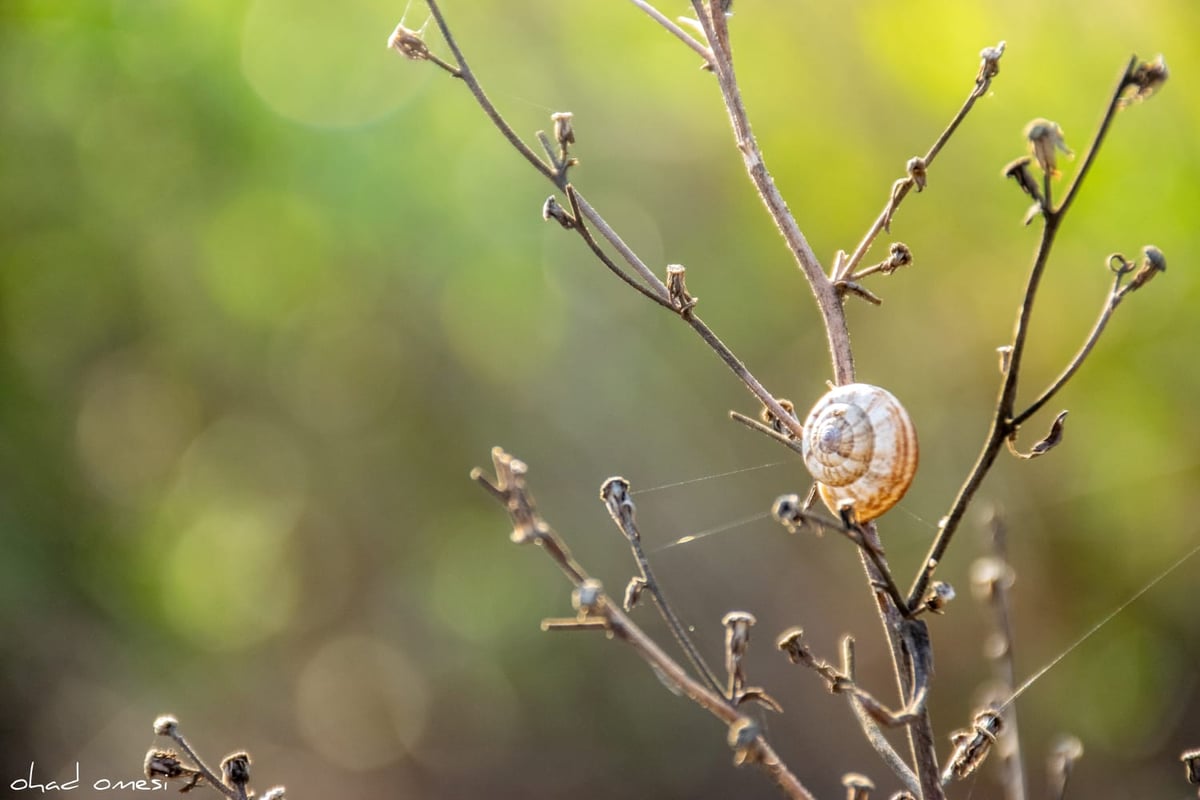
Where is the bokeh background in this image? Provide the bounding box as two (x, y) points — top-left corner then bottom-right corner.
(2, 1), (1198, 798)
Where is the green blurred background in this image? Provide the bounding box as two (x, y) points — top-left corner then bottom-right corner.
(1, 1), (1197, 798)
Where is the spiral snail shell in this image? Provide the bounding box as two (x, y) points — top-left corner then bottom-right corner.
(800, 383), (918, 523)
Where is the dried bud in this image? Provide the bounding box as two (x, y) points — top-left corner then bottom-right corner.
(572, 579), (604, 615)
(666, 264), (698, 315)
(977, 41), (1006, 83)
(1182, 748), (1200, 784)
(906, 156), (928, 191)
(144, 750), (186, 780)
(1123, 54), (1168, 106)
(221, 752), (251, 787)
(842, 772), (876, 800)
(551, 112), (575, 148)
(772, 493), (805, 532)
(1127, 245), (1166, 292)
(776, 626), (813, 665)
(600, 476), (636, 537)
(541, 195), (574, 229)
(1024, 119), (1073, 178)
(723, 611), (756, 659)
(947, 708), (1004, 781)
(1002, 156), (1042, 204)
(153, 715), (179, 737)
(727, 717), (761, 766)
(759, 398), (797, 438)
(883, 242), (912, 273)
(386, 22), (430, 61)
(923, 581), (956, 614)
(623, 576), (646, 611)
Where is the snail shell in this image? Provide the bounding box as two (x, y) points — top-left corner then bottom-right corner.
(800, 383), (918, 523)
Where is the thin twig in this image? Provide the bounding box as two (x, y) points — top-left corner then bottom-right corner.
(689, 0), (855, 386)
(474, 448), (817, 800)
(906, 56), (1144, 610)
(564, 188), (675, 308)
(841, 637), (922, 796)
(571, 189), (671, 300)
(423, 0), (556, 183)
(407, 8), (810, 439)
(1011, 271), (1124, 427)
(601, 477), (727, 698)
(837, 42), (1005, 281)
(1057, 57), (1139, 219)
(628, 0), (715, 66)
(730, 410), (806, 456)
(159, 728), (236, 800)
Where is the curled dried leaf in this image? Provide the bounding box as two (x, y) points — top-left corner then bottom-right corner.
(1007, 410), (1068, 459)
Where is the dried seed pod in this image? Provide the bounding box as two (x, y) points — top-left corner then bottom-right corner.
(800, 384), (918, 522)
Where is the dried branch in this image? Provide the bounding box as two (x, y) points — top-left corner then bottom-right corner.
(906, 54), (1167, 610)
(144, 716), (284, 800)
(629, 0), (716, 67)
(395, 8), (1171, 800)
(472, 448), (816, 800)
(771, 494), (908, 614)
(600, 476), (726, 697)
(687, 0), (855, 385)
(836, 42), (1005, 282)
(1011, 246), (1166, 427)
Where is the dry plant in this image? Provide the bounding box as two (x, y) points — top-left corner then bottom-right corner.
(142, 715), (285, 799)
(377, 4), (1184, 800)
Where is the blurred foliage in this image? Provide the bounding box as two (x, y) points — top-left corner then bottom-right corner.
(1, 1), (1198, 799)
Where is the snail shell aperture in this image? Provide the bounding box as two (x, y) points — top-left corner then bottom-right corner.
(800, 383), (918, 522)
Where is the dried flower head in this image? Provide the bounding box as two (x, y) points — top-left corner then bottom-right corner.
(572, 579), (604, 615)
(1128, 244), (1167, 291)
(1181, 748), (1200, 785)
(144, 749), (186, 780)
(727, 717), (761, 766)
(152, 715), (179, 737)
(387, 22), (431, 61)
(1122, 54), (1168, 106)
(551, 111), (575, 148)
(883, 242), (912, 273)
(1002, 156), (1041, 203)
(1024, 119), (1073, 178)
(977, 41), (1006, 84)
(906, 156), (928, 191)
(221, 752), (251, 787)
(842, 772), (876, 800)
